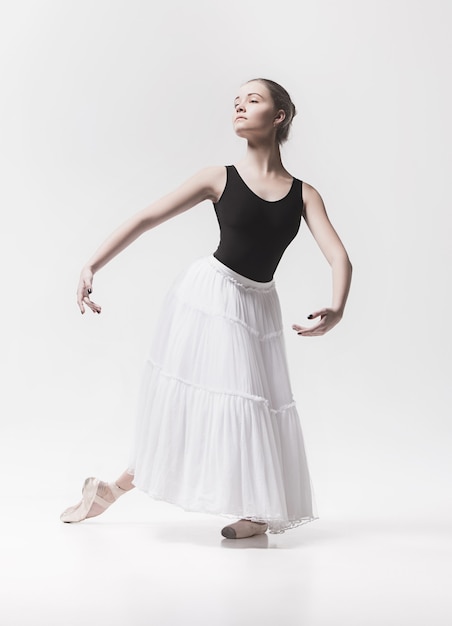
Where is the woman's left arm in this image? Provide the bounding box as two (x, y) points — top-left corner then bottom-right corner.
(292, 183), (353, 337)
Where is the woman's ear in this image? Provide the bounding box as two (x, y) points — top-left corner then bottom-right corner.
(273, 109), (286, 127)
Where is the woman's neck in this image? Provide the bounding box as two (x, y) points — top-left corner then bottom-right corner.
(237, 142), (286, 176)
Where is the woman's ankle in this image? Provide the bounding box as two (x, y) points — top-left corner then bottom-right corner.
(114, 470), (135, 492)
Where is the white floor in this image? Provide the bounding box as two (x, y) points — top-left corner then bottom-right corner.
(2, 494), (451, 626)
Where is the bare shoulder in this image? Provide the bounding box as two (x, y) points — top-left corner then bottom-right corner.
(302, 181), (324, 205)
(188, 165), (226, 203)
(301, 181), (327, 215)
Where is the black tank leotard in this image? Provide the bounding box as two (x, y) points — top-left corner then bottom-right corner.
(213, 165), (304, 282)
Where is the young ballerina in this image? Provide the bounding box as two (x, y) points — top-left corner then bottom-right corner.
(61, 77), (352, 539)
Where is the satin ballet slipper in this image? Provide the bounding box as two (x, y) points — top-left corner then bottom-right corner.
(221, 519), (269, 539)
(60, 477), (126, 523)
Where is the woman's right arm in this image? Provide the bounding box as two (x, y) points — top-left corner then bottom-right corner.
(77, 165), (225, 314)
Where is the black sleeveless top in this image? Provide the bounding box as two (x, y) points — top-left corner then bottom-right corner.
(213, 165), (304, 282)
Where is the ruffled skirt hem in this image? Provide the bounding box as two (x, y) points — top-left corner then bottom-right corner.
(126, 477), (319, 534)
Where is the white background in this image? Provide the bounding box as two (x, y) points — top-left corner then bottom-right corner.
(1, 0), (451, 526)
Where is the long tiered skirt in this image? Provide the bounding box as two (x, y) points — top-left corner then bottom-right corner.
(127, 255), (318, 533)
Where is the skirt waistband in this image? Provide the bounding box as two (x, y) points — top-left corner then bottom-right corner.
(207, 255), (275, 290)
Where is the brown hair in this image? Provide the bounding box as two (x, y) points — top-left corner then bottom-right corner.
(247, 78), (297, 144)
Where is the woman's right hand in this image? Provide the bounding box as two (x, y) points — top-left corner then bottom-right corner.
(77, 267), (102, 315)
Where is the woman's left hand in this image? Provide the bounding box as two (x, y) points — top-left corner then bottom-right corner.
(292, 308), (343, 337)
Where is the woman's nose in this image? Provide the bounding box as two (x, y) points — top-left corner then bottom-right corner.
(236, 102), (246, 112)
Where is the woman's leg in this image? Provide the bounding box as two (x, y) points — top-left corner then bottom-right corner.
(115, 470), (136, 491)
(86, 470), (134, 518)
(60, 469), (134, 522)
(84, 470), (135, 518)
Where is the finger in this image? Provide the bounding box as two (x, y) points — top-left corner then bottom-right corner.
(83, 296), (102, 314)
(306, 309), (325, 320)
(77, 290), (85, 314)
(295, 322), (327, 336)
(292, 324), (309, 332)
(292, 325), (321, 332)
(297, 329), (325, 337)
(292, 322), (325, 332)
(84, 299), (101, 313)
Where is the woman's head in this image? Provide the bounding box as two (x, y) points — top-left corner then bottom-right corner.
(233, 78), (297, 145)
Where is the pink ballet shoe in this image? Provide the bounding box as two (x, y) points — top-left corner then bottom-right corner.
(221, 519), (269, 539)
(60, 477), (126, 523)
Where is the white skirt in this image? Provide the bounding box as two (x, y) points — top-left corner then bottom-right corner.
(128, 255), (318, 534)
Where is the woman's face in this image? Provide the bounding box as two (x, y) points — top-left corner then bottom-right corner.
(232, 81), (282, 141)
